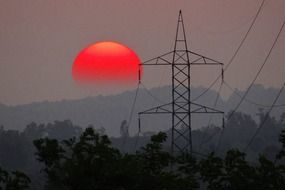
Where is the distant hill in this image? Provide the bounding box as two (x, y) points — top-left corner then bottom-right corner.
(0, 84), (284, 137)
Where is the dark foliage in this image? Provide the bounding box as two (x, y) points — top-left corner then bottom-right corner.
(0, 167), (30, 190)
(0, 112), (284, 189)
(33, 127), (285, 190)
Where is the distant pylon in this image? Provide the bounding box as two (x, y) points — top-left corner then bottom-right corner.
(139, 10), (224, 155)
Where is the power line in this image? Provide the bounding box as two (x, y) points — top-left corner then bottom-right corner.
(243, 82), (285, 152)
(132, 80), (167, 152)
(133, 116), (141, 152)
(141, 82), (166, 104)
(223, 81), (285, 108)
(121, 83), (141, 153)
(192, 0), (266, 102)
(132, 82), (166, 152)
(228, 22), (285, 119)
(215, 21), (285, 152)
(198, 81), (224, 151)
(128, 84), (141, 128)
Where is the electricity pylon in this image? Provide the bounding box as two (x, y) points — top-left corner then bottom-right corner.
(138, 10), (224, 155)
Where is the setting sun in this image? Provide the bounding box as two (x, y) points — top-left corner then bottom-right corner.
(72, 41), (141, 85)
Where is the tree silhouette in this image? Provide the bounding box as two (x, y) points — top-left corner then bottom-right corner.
(32, 125), (285, 190)
(0, 167), (30, 190)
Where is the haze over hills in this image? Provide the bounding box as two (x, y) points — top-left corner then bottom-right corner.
(0, 84), (284, 137)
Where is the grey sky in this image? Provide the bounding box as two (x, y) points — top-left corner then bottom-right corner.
(0, 0), (284, 105)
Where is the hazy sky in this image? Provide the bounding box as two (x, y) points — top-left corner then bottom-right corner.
(0, 0), (284, 105)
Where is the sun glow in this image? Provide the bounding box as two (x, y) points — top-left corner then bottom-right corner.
(72, 41), (141, 85)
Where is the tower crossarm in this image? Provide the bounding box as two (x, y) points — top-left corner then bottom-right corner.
(140, 51), (174, 66)
(140, 50), (223, 66)
(190, 102), (224, 114)
(139, 102), (223, 115)
(138, 103), (172, 115)
(187, 50), (223, 65)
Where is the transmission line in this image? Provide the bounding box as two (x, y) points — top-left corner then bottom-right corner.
(198, 81), (224, 151)
(141, 82), (166, 104)
(243, 82), (285, 152)
(121, 83), (141, 152)
(197, 0), (267, 150)
(224, 81), (285, 108)
(132, 81), (169, 152)
(227, 22), (285, 119)
(215, 22), (285, 152)
(192, 0), (266, 102)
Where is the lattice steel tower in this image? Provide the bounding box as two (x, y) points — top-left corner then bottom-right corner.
(139, 11), (224, 154)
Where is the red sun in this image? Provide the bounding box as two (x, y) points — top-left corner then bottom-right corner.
(72, 41), (141, 85)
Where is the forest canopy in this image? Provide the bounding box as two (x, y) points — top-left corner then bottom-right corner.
(0, 111), (284, 190)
